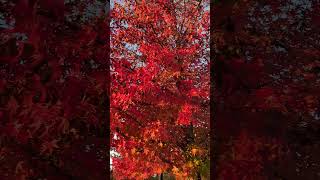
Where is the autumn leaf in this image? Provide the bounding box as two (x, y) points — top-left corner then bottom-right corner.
(191, 148), (197, 156)
(131, 148), (136, 155)
(40, 139), (59, 155)
(172, 166), (179, 174)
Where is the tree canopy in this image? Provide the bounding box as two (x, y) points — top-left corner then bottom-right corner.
(111, 0), (210, 179)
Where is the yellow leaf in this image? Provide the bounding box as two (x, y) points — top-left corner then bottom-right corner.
(191, 148), (197, 156)
(172, 166), (179, 174)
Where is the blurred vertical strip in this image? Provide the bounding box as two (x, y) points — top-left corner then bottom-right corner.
(105, 0), (111, 179)
(0, 0), (111, 179)
(210, 0), (214, 179)
(211, 0), (320, 179)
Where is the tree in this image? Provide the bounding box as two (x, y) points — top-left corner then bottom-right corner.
(111, 0), (210, 179)
(0, 0), (109, 179)
(212, 0), (320, 179)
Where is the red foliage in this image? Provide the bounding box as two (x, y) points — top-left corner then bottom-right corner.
(111, 0), (210, 179)
(213, 0), (320, 179)
(0, 0), (109, 179)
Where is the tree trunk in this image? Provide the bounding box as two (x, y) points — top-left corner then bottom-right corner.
(197, 171), (201, 180)
(160, 173), (163, 180)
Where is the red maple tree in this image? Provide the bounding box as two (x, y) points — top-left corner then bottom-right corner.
(111, 0), (210, 179)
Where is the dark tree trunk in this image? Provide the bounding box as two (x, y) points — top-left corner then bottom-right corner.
(197, 171), (201, 180)
(160, 173), (163, 180)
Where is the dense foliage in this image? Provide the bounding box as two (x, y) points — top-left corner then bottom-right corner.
(111, 0), (210, 179)
(0, 0), (109, 179)
(213, 0), (320, 179)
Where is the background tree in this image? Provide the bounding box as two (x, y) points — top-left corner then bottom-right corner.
(0, 0), (109, 179)
(212, 0), (320, 179)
